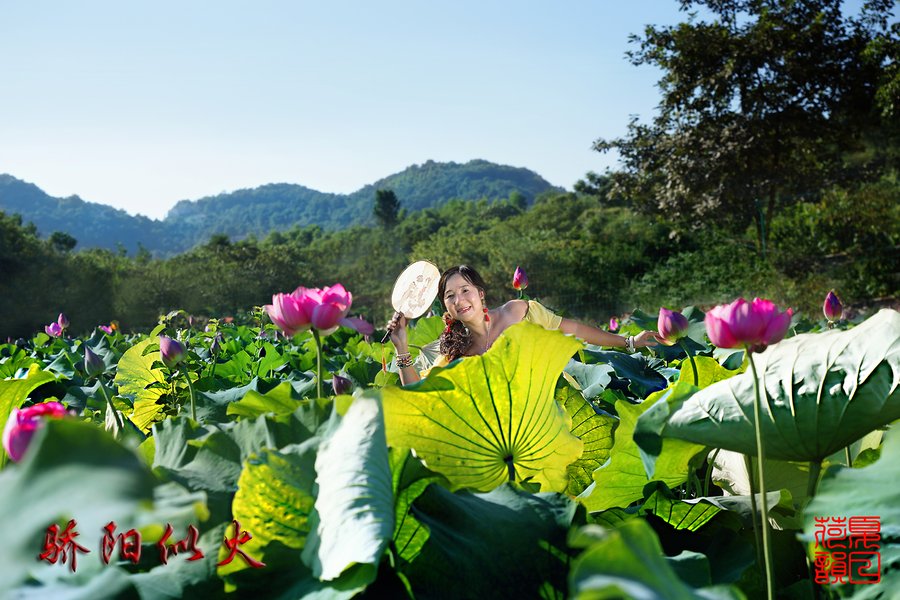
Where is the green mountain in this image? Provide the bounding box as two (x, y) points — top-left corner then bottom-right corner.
(0, 160), (563, 255)
(0, 174), (168, 254)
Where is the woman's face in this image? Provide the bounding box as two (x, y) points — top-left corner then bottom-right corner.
(443, 273), (484, 323)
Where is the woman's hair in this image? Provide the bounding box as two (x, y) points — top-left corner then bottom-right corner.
(437, 265), (488, 361)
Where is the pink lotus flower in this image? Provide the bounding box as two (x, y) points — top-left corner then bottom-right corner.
(512, 267), (528, 291)
(609, 317), (619, 332)
(3, 401), (67, 462)
(45, 322), (63, 337)
(705, 297), (792, 353)
(264, 284), (373, 337)
(657, 307), (689, 346)
(823, 290), (843, 323)
(99, 324), (114, 334)
(57, 313), (69, 329)
(159, 335), (186, 369)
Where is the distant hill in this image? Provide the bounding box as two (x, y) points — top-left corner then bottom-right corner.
(0, 175), (169, 254)
(0, 160), (564, 255)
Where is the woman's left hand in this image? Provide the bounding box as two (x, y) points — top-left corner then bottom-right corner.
(634, 330), (663, 348)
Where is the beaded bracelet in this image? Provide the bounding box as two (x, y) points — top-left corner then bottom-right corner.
(625, 336), (635, 353)
(396, 353), (414, 369)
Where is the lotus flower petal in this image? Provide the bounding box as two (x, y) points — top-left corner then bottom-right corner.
(512, 266), (528, 291)
(657, 307), (689, 346)
(3, 401), (67, 462)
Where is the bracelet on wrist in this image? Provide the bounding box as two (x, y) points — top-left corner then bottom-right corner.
(396, 354), (414, 369)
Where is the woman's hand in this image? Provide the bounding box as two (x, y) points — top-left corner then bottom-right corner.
(634, 330), (663, 348)
(387, 312), (409, 351)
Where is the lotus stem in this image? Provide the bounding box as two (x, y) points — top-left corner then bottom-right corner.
(844, 446), (852, 468)
(505, 455), (516, 482)
(807, 460), (823, 499)
(183, 370), (197, 421)
(679, 339), (698, 386)
(312, 329), (323, 401)
(744, 454), (764, 573)
(704, 448), (721, 497)
(748, 354), (774, 600)
(98, 381), (124, 432)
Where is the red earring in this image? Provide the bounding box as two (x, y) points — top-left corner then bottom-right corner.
(443, 312), (455, 333)
(482, 299), (490, 322)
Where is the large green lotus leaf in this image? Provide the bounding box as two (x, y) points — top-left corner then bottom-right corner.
(0, 365), (56, 466)
(568, 520), (745, 600)
(227, 380), (306, 419)
(302, 393), (394, 583)
(557, 384), (617, 497)
(677, 355), (745, 389)
(641, 482), (721, 532)
(0, 420), (156, 590)
(389, 447), (449, 567)
(114, 337), (168, 433)
(382, 322), (584, 492)
(129, 522), (230, 600)
(221, 443), (318, 578)
(401, 482), (579, 599)
(563, 360), (615, 401)
(577, 391), (706, 512)
(802, 430), (900, 597)
(150, 408), (321, 504)
(580, 348), (669, 399)
(407, 315), (444, 349)
(635, 309), (900, 463)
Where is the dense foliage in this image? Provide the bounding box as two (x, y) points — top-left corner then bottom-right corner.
(2, 170), (896, 340)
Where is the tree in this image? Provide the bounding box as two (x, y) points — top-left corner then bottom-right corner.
(373, 189), (401, 229)
(597, 0), (899, 254)
(49, 231), (77, 253)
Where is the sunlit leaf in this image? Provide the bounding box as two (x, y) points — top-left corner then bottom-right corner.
(114, 338), (167, 433)
(221, 444), (317, 577)
(578, 391), (705, 512)
(382, 322), (584, 492)
(557, 384), (616, 497)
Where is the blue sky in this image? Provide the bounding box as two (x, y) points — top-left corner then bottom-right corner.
(1, 1), (696, 219)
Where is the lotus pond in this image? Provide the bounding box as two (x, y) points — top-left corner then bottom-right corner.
(0, 302), (897, 599)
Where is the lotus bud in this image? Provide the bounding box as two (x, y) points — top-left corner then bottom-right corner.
(823, 290), (843, 323)
(332, 374), (353, 396)
(210, 334), (222, 356)
(3, 401), (67, 462)
(159, 335), (185, 369)
(57, 313), (69, 329)
(512, 266), (529, 291)
(609, 317), (619, 332)
(657, 307), (689, 346)
(83, 345), (105, 378)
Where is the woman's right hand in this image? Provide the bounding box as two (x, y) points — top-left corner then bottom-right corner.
(387, 312), (409, 351)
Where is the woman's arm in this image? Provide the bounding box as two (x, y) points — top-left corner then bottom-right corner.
(388, 313), (422, 385)
(559, 318), (661, 350)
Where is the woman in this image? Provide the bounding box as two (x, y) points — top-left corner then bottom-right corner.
(389, 265), (661, 385)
